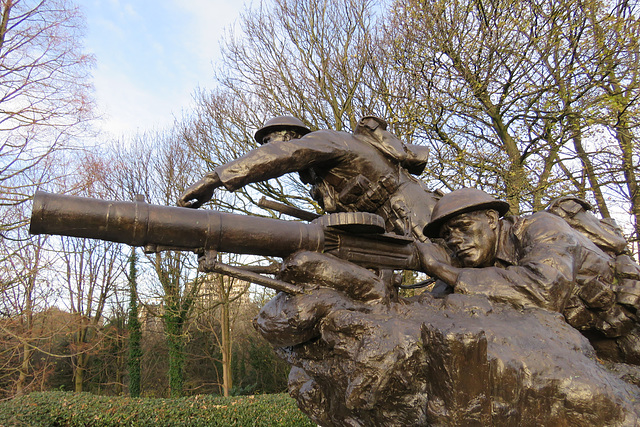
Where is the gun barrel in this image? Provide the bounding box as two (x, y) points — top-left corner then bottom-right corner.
(258, 197), (320, 221)
(29, 191), (324, 258)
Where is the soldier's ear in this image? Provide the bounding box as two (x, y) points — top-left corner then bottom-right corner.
(485, 209), (499, 230)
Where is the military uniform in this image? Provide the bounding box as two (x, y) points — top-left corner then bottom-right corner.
(451, 210), (640, 363)
(211, 117), (438, 241)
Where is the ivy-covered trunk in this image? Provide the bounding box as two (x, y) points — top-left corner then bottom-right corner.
(127, 250), (142, 397)
(165, 312), (185, 397)
(155, 251), (196, 399)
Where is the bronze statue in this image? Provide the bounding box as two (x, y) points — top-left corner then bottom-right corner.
(29, 188), (640, 425)
(27, 113), (640, 424)
(255, 268), (640, 425)
(416, 187), (640, 364)
(252, 188), (640, 425)
(178, 116), (438, 242)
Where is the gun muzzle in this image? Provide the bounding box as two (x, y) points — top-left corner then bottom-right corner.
(29, 191), (325, 257)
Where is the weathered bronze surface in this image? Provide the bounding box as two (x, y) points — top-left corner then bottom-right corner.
(178, 116), (439, 242)
(417, 188), (640, 366)
(30, 191), (420, 273)
(29, 128), (640, 425)
(257, 277), (640, 425)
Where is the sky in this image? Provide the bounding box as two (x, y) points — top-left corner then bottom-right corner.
(81, 0), (251, 137)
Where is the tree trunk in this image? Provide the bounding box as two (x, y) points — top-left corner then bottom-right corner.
(74, 319), (89, 393)
(445, 46), (526, 212)
(16, 343), (32, 395)
(165, 313), (184, 397)
(569, 115), (611, 218)
(0, 0), (13, 54)
(127, 250), (142, 397)
(15, 273), (34, 395)
(74, 352), (85, 392)
(615, 120), (640, 255)
(221, 300), (232, 397)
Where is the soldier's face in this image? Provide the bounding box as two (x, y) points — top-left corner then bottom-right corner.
(440, 210), (499, 268)
(262, 130), (301, 144)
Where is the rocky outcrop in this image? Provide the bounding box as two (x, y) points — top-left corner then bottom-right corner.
(258, 291), (640, 426)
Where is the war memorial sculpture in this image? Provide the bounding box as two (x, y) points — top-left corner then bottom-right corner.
(30, 117), (640, 426)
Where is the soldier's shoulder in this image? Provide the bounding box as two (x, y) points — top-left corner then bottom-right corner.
(300, 129), (364, 148)
(521, 210), (573, 230)
(302, 129), (352, 140)
(530, 210), (565, 222)
(509, 211), (575, 240)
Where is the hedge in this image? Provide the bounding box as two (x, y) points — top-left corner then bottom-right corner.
(0, 391), (316, 426)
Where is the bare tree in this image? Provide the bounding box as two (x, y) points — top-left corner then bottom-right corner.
(582, 1), (640, 254)
(0, 1), (95, 389)
(38, 150), (127, 393)
(93, 130), (206, 397)
(0, 161), (61, 398)
(0, 0), (94, 221)
(182, 0), (428, 214)
(58, 235), (122, 393)
(384, 0), (640, 231)
(189, 253), (251, 397)
(0, 224), (54, 397)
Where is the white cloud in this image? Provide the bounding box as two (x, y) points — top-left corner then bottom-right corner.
(84, 0), (250, 137)
(173, 0), (248, 67)
(123, 2), (138, 18)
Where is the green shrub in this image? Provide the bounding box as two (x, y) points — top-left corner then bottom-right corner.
(0, 391), (315, 426)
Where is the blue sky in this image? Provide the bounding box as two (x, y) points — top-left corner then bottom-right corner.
(81, 0), (250, 137)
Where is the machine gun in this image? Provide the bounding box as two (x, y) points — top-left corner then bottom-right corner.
(29, 191), (421, 294)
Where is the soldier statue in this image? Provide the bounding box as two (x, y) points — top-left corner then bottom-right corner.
(415, 188), (640, 364)
(178, 116), (439, 242)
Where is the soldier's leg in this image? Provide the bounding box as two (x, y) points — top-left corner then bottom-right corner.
(279, 250), (389, 303)
(255, 251), (381, 347)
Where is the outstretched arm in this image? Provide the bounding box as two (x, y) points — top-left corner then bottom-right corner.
(177, 171), (222, 208)
(177, 130), (345, 208)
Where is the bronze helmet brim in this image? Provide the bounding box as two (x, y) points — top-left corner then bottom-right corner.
(423, 198), (509, 238)
(254, 116), (312, 144)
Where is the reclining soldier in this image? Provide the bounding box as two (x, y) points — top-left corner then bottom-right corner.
(415, 187), (640, 364)
(178, 116), (439, 242)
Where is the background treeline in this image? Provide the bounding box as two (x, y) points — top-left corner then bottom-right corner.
(1, 0), (639, 401)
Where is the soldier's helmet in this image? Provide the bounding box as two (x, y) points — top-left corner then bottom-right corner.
(354, 116), (388, 133)
(254, 116), (311, 144)
(423, 188), (510, 238)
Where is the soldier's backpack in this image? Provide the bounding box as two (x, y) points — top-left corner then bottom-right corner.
(546, 196), (628, 255)
(547, 197), (640, 353)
